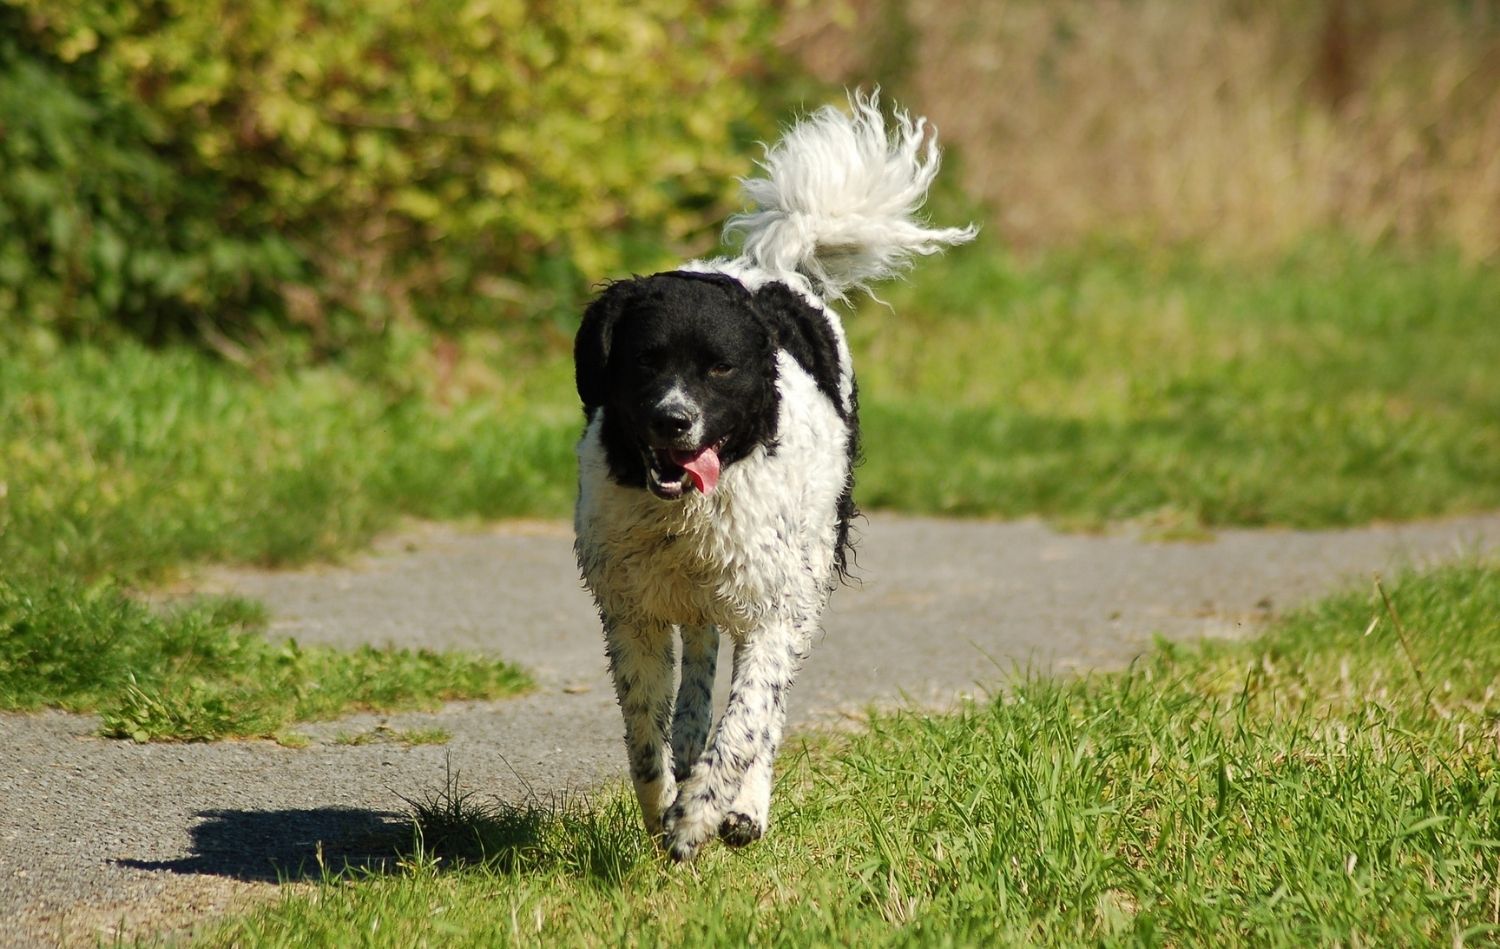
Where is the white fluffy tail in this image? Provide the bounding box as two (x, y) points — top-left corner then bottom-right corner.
(724, 90), (978, 304)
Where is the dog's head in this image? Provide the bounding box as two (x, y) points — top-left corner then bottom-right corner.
(576, 271), (782, 501)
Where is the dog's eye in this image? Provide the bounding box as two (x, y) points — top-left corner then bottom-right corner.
(708, 363), (735, 377)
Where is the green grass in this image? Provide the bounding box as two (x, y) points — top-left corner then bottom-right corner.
(0, 578), (530, 741)
(201, 562), (1500, 946)
(0, 335), (580, 585)
(1, 333), (561, 736)
(851, 240), (1500, 527)
(333, 725), (454, 747)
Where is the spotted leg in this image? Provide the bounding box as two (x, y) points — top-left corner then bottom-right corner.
(671, 624), (719, 783)
(661, 620), (810, 861)
(603, 617), (678, 836)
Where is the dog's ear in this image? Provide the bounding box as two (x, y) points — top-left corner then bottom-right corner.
(575, 280), (634, 413)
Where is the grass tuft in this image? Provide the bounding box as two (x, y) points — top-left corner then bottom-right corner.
(333, 725), (453, 747)
(401, 773), (648, 885)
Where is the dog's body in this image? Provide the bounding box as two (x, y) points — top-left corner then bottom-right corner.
(573, 93), (974, 861)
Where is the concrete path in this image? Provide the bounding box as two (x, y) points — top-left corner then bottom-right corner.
(4, 513), (1499, 946)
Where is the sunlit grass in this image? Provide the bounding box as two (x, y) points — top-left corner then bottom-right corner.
(0, 578), (530, 741)
(0, 336), (579, 585)
(204, 562), (1500, 946)
(851, 240), (1500, 527)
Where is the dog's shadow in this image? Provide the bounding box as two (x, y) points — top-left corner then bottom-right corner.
(114, 807), (410, 882)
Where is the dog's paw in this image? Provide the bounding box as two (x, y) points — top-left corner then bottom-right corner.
(717, 811), (764, 848)
(660, 797), (720, 863)
(665, 834), (703, 863)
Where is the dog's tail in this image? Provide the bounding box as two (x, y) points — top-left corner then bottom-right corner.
(723, 89), (978, 304)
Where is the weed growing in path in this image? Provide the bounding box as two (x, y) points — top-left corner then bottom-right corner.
(333, 725), (454, 747)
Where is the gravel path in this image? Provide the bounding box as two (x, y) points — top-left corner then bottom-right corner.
(4, 512), (1499, 946)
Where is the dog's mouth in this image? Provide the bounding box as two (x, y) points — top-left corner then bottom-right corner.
(645, 440), (725, 501)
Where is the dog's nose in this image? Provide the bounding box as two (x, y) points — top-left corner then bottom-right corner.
(650, 407), (694, 442)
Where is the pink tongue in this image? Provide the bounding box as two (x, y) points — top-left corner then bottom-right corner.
(670, 446), (721, 494)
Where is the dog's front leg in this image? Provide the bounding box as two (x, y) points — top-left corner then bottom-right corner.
(661, 621), (807, 862)
(671, 623), (719, 782)
(603, 617), (677, 836)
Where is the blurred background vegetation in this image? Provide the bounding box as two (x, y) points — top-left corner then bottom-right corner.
(1, 0), (793, 355)
(5, 0), (1496, 358)
(791, 0), (1500, 260)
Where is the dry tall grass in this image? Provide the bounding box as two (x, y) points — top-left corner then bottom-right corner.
(782, 0), (1500, 259)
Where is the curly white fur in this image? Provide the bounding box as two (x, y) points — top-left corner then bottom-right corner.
(724, 89), (978, 305)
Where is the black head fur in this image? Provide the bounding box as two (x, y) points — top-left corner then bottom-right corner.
(576, 270), (860, 579)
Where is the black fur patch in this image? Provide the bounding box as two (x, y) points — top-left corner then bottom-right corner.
(717, 811), (763, 847)
(748, 281), (862, 582)
(577, 272), (779, 492)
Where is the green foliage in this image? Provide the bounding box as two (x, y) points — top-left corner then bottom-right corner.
(209, 563), (1500, 945)
(0, 15), (300, 342)
(0, 575), (532, 741)
(5, 0), (785, 349)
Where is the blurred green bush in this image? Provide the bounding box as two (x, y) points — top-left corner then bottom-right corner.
(2, 0), (785, 353)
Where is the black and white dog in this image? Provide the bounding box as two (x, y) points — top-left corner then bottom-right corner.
(573, 93), (975, 861)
